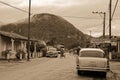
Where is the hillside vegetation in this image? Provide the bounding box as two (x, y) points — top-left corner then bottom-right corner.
(0, 13), (88, 48)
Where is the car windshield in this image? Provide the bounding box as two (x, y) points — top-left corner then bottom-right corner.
(80, 50), (104, 58)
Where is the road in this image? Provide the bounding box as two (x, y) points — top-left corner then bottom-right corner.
(0, 53), (119, 80)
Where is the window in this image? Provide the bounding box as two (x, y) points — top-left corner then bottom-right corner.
(80, 50), (104, 58)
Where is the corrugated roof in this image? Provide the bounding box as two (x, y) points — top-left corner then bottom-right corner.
(0, 31), (27, 40)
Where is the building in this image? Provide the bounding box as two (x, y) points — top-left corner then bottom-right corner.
(0, 31), (28, 59)
(91, 37), (120, 59)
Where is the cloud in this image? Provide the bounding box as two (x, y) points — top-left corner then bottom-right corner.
(0, 0), (120, 37)
(16, 0), (80, 7)
(1, 0), (101, 8)
(93, 33), (102, 37)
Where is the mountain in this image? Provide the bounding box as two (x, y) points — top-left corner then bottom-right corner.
(0, 21), (4, 27)
(0, 13), (88, 48)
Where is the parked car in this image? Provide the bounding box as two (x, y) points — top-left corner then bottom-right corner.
(56, 44), (65, 54)
(46, 47), (58, 58)
(76, 48), (109, 77)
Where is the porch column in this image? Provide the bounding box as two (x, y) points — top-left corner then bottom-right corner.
(21, 41), (24, 50)
(29, 41), (31, 58)
(19, 41), (24, 60)
(11, 39), (14, 51)
(118, 42), (120, 53)
(24, 41), (27, 51)
(24, 41), (27, 59)
(34, 42), (37, 58)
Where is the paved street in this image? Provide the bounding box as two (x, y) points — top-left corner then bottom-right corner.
(109, 61), (120, 80)
(0, 53), (119, 80)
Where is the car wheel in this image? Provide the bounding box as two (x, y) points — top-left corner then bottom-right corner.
(77, 70), (82, 75)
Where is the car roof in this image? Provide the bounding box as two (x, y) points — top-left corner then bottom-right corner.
(80, 48), (104, 53)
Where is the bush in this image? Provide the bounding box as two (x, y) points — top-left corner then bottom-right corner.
(16, 50), (26, 59)
(1, 49), (11, 59)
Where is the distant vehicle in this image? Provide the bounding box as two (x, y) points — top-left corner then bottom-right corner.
(57, 44), (65, 51)
(76, 48), (109, 77)
(46, 47), (59, 58)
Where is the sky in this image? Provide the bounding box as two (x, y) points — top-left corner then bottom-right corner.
(0, 0), (120, 37)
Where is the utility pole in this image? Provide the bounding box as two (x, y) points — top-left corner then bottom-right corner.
(27, 0), (31, 61)
(92, 11), (106, 38)
(109, 0), (112, 39)
(107, 0), (112, 69)
(103, 12), (106, 38)
(109, 0), (112, 60)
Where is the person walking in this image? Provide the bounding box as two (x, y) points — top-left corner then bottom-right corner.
(60, 48), (65, 58)
(76, 46), (81, 55)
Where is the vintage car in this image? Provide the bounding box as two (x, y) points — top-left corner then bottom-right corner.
(76, 48), (109, 77)
(46, 47), (58, 58)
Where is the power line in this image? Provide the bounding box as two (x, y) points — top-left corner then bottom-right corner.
(0, 1), (29, 14)
(99, 14), (103, 19)
(106, 0), (119, 35)
(105, 24), (109, 30)
(79, 23), (103, 29)
(0, 0), (119, 20)
(112, 0), (119, 20)
(63, 16), (101, 19)
(64, 15), (120, 20)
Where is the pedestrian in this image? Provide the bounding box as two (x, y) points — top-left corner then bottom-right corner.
(60, 48), (65, 58)
(76, 46), (81, 55)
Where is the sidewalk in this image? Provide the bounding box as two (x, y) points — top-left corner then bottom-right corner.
(0, 59), (27, 69)
(0, 57), (43, 63)
(109, 61), (120, 80)
(0, 59), (27, 63)
(0, 58), (42, 68)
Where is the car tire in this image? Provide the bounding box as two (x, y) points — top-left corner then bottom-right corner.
(77, 70), (81, 75)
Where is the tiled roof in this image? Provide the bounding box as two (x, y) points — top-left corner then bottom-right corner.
(0, 31), (27, 40)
